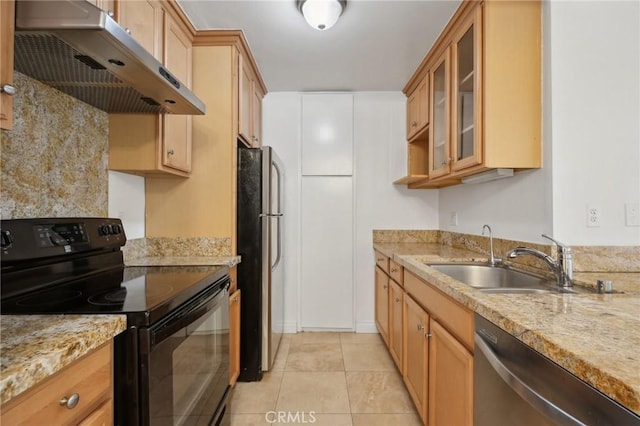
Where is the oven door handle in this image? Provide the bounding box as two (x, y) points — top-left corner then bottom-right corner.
(150, 283), (228, 347)
(474, 333), (584, 426)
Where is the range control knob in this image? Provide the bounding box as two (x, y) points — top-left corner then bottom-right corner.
(98, 225), (110, 236)
(1, 230), (13, 248)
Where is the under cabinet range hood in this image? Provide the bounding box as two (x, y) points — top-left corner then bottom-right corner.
(13, 0), (205, 115)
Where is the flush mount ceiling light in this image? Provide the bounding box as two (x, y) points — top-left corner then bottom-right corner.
(297, 0), (347, 31)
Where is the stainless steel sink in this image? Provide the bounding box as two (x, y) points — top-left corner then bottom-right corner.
(425, 263), (591, 294)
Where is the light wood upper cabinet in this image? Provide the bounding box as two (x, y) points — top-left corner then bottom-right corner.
(406, 75), (429, 140)
(375, 266), (390, 346)
(238, 54), (264, 148)
(0, 0), (15, 130)
(86, 0), (117, 20)
(398, 0), (541, 188)
(162, 12), (192, 173)
(428, 319), (473, 426)
(1, 342), (114, 426)
(229, 288), (241, 386)
(451, 7), (482, 173)
(109, 1), (194, 177)
(403, 294), (429, 424)
(428, 48), (451, 179)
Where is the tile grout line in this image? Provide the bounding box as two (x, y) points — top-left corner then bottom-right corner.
(339, 333), (355, 425)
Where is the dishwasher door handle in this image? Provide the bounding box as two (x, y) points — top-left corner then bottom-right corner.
(475, 333), (585, 426)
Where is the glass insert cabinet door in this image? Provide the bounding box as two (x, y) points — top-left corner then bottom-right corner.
(429, 48), (451, 179)
(451, 7), (482, 172)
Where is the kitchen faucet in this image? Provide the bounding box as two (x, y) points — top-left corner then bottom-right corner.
(506, 234), (574, 288)
(482, 224), (502, 266)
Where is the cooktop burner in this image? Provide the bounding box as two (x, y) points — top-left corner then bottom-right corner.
(88, 287), (128, 306)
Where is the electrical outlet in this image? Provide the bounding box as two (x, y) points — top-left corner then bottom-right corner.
(450, 212), (458, 226)
(587, 205), (601, 227)
(626, 203), (640, 227)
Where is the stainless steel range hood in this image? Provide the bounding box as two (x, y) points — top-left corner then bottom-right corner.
(13, 0), (205, 115)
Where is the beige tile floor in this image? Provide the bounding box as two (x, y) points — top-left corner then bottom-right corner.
(230, 332), (422, 426)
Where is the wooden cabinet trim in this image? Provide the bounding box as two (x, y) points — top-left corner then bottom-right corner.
(389, 279), (404, 371)
(229, 289), (241, 386)
(0, 0), (15, 130)
(375, 266), (390, 346)
(404, 270), (474, 351)
(402, 294), (429, 423)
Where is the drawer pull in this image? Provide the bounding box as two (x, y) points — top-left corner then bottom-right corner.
(390, 268), (398, 273)
(60, 393), (80, 409)
(376, 257), (384, 262)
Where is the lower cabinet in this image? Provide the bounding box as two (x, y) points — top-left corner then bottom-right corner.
(374, 266), (390, 345)
(229, 288), (241, 386)
(0, 341), (114, 425)
(403, 294), (429, 422)
(389, 279), (404, 370)
(374, 256), (474, 426)
(428, 318), (474, 426)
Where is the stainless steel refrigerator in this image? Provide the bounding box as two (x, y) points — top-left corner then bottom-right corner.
(236, 144), (284, 382)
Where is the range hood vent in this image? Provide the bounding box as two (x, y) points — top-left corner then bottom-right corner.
(13, 0), (206, 115)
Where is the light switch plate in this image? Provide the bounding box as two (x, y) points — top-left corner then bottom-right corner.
(625, 203), (640, 227)
(450, 212), (458, 226)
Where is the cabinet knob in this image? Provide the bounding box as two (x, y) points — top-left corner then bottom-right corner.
(417, 324), (424, 331)
(60, 393), (80, 409)
(390, 267), (397, 273)
(411, 121), (417, 127)
(1, 84), (17, 96)
(232, 296), (239, 303)
(107, 10), (114, 17)
(167, 149), (175, 156)
(425, 332), (432, 339)
(383, 284), (387, 290)
(395, 297), (400, 303)
(441, 157), (452, 166)
(125, 28), (131, 35)
(376, 257), (384, 262)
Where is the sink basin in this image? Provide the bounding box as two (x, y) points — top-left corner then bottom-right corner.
(425, 263), (591, 294)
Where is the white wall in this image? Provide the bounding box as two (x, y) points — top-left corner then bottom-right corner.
(108, 171), (145, 239)
(439, 0), (640, 246)
(549, 0), (640, 246)
(263, 92), (439, 333)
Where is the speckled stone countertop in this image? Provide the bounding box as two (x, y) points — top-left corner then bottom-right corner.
(373, 242), (640, 415)
(0, 315), (127, 405)
(126, 255), (241, 267)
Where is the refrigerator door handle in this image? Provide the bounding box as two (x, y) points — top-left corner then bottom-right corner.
(259, 213), (284, 217)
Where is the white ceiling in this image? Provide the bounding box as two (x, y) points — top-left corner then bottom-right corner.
(176, 0), (461, 92)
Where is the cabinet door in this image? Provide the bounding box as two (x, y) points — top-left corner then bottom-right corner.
(78, 400), (113, 426)
(252, 82), (264, 147)
(162, 12), (192, 173)
(229, 289), (241, 386)
(407, 76), (429, 140)
(375, 266), (390, 346)
(403, 295), (428, 423)
(429, 48), (451, 179)
(0, 0), (15, 130)
(451, 6), (483, 172)
(428, 319), (473, 426)
(86, 0), (116, 18)
(238, 54), (252, 146)
(389, 279), (404, 371)
(117, 0), (162, 59)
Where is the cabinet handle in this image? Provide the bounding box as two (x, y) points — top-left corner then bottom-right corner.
(1, 84), (17, 96)
(232, 296), (239, 303)
(425, 332), (432, 339)
(417, 324), (424, 331)
(167, 149), (175, 156)
(60, 393), (80, 409)
(107, 10), (114, 17)
(376, 257), (384, 262)
(383, 284), (387, 290)
(125, 28), (131, 35)
(411, 121), (417, 127)
(390, 267), (398, 273)
(441, 157), (451, 166)
(395, 297), (400, 303)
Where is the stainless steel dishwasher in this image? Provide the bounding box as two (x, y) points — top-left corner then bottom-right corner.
(474, 314), (640, 426)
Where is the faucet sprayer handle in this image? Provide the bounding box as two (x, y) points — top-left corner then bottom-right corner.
(541, 234), (572, 252)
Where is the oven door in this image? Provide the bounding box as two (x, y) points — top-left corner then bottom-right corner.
(139, 280), (231, 426)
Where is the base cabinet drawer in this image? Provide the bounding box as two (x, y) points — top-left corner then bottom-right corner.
(1, 342), (113, 426)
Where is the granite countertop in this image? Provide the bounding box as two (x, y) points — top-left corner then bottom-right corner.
(373, 242), (640, 415)
(0, 315), (127, 405)
(126, 255), (241, 267)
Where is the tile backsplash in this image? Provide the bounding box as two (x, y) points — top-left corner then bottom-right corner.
(1, 72), (108, 219)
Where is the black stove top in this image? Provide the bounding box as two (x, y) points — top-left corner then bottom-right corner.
(0, 218), (230, 327)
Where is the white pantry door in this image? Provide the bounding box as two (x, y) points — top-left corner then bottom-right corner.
(300, 175), (353, 329)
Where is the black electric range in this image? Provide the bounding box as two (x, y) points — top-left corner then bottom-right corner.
(1, 218), (232, 425)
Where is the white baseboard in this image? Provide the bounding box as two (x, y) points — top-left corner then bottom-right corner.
(355, 321), (379, 333)
(282, 321), (298, 333)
